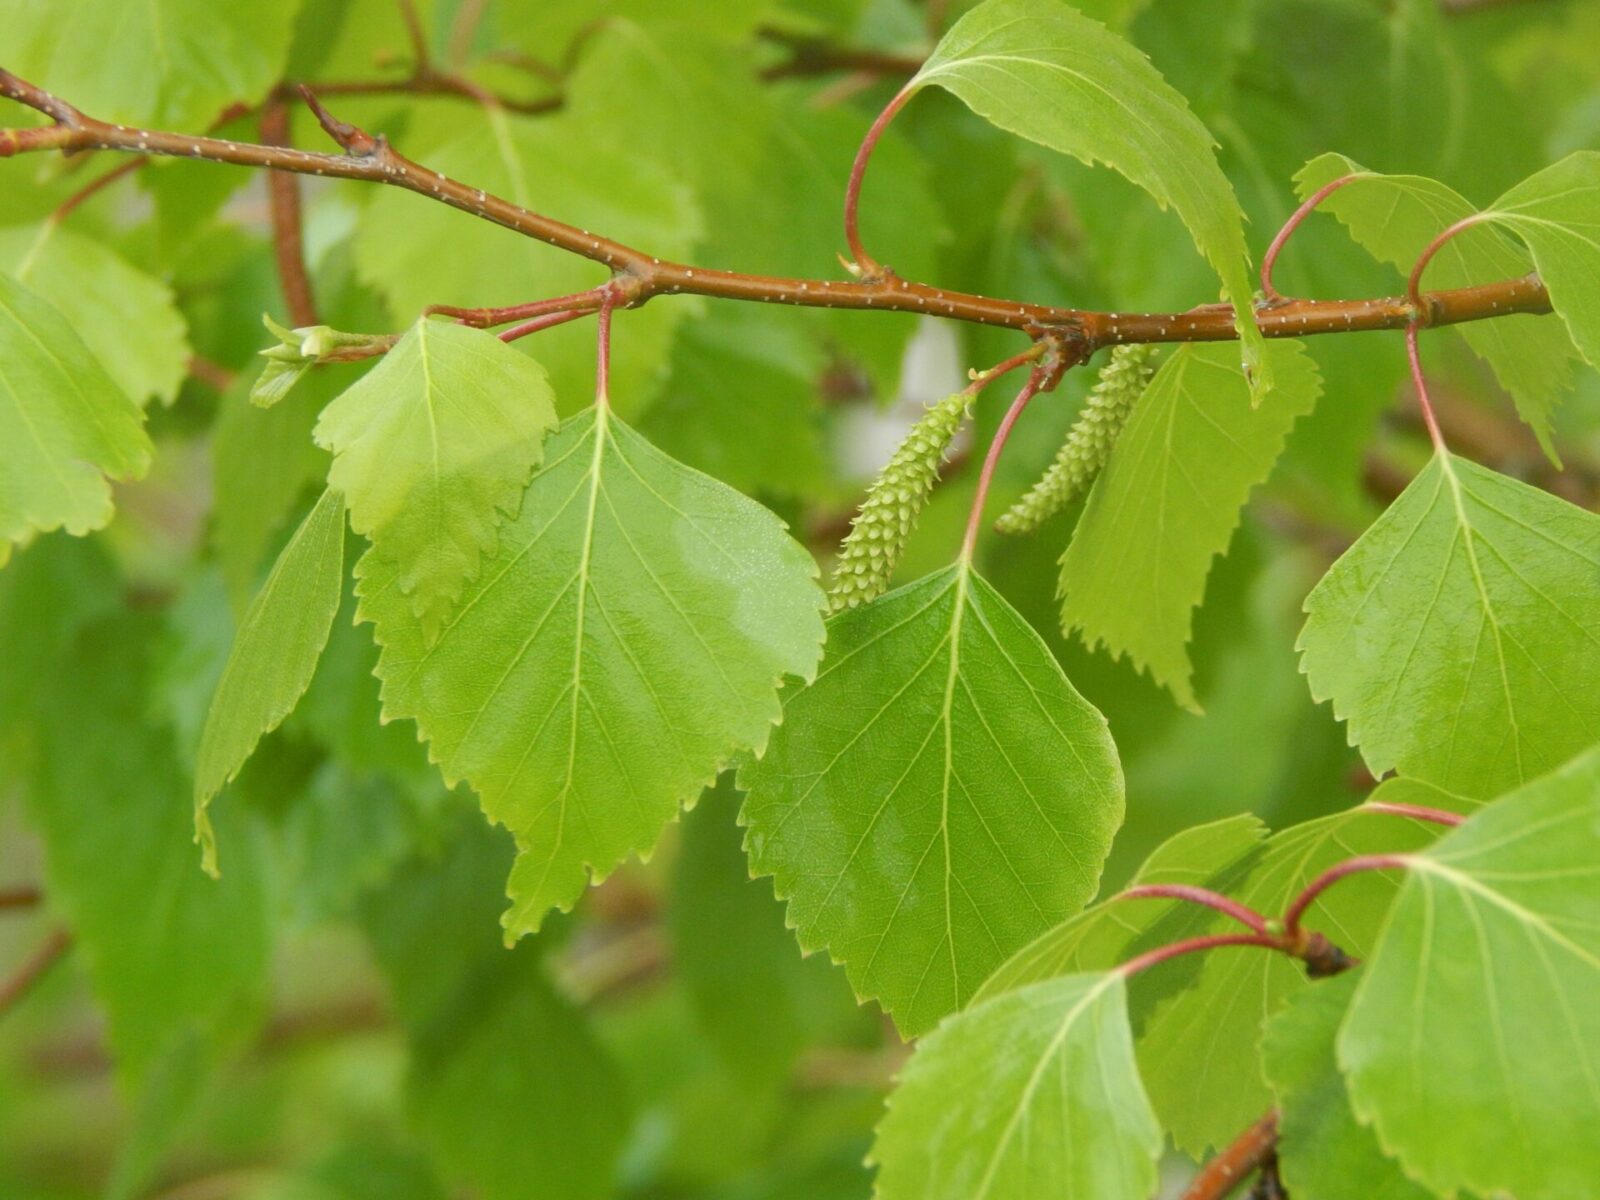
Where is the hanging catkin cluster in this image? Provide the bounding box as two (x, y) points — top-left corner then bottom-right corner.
(994, 343), (1158, 535)
(828, 388), (972, 611)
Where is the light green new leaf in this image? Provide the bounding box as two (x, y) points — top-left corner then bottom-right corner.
(1339, 745), (1600, 1200)
(1296, 153), (1577, 458)
(1060, 342), (1320, 709)
(194, 488), (347, 872)
(0, 272), (152, 552)
(315, 320), (558, 636)
(740, 563), (1123, 1036)
(0, 223), (190, 409)
(1263, 975), (1434, 1200)
(1486, 151), (1600, 378)
(361, 407), (825, 939)
(355, 108), (700, 414)
(911, 0), (1267, 395)
(1136, 779), (1475, 1156)
(0, 0), (298, 130)
(974, 813), (1268, 1005)
(1299, 452), (1600, 799)
(210, 371), (332, 612)
(871, 972), (1161, 1200)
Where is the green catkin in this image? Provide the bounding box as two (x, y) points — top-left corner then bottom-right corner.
(994, 343), (1159, 535)
(828, 388), (973, 611)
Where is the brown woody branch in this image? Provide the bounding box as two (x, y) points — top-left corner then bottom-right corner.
(0, 68), (1554, 360)
(0, 885), (42, 911)
(0, 927), (72, 1020)
(259, 97), (319, 328)
(1182, 1112), (1280, 1200)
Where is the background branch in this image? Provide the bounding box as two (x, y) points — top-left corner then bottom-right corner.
(0, 928), (71, 1020)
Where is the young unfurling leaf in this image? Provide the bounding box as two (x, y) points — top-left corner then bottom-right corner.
(828, 387), (971, 611)
(996, 345), (1157, 534)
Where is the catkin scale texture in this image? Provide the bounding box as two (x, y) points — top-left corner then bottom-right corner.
(995, 344), (1158, 535)
(828, 389), (971, 610)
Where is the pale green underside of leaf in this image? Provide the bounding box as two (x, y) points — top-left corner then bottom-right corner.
(0, 271), (152, 552)
(1136, 778), (1475, 1157)
(1485, 150), (1600, 382)
(0, 0), (298, 130)
(1296, 152), (1578, 460)
(1340, 744), (1600, 1200)
(1299, 451), (1600, 799)
(1263, 974), (1435, 1200)
(361, 407), (825, 939)
(740, 563), (1123, 1037)
(354, 107), (701, 415)
(974, 812), (1268, 1005)
(871, 972), (1161, 1200)
(1060, 341), (1320, 709)
(315, 319), (558, 638)
(0, 223), (190, 409)
(193, 487), (347, 872)
(912, 0), (1267, 396)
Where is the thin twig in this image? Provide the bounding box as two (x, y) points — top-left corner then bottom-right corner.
(1363, 800), (1465, 827)
(1118, 933), (1284, 979)
(0, 885), (41, 910)
(1259, 173), (1364, 303)
(843, 84), (916, 275)
(1119, 884), (1271, 935)
(500, 308), (592, 342)
(0, 927), (72, 1019)
(259, 97), (318, 327)
(1284, 853), (1413, 938)
(962, 368), (1047, 560)
(1182, 1113), (1280, 1200)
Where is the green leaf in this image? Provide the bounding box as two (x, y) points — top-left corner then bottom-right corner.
(361, 407), (825, 938)
(354, 108), (701, 415)
(363, 822), (628, 1200)
(1060, 341), (1320, 709)
(1486, 151), (1600, 379)
(1295, 153), (1578, 458)
(315, 319), (558, 635)
(1135, 779), (1476, 1157)
(639, 305), (827, 497)
(973, 813), (1268, 1005)
(740, 562), (1123, 1036)
(671, 777), (866, 1084)
(1262, 974), (1434, 1200)
(23, 614), (272, 1085)
(407, 960), (629, 1200)
(911, 0), (1267, 395)
(210, 372), (332, 611)
(0, 0), (298, 130)
(0, 222), (190, 409)
(194, 487), (347, 872)
(1339, 745), (1600, 1200)
(1299, 452), (1600, 799)
(0, 272), (152, 552)
(871, 972), (1161, 1200)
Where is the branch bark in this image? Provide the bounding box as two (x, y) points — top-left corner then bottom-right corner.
(1182, 1112), (1280, 1200)
(259, 97), (319, 328)
(0, 68), (1555, 359)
